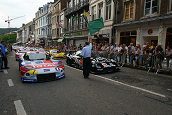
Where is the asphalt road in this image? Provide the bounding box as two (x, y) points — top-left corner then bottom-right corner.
(0, 51), (172, 115)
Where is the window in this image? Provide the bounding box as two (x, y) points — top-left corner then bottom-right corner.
(106, 0), (111, 20)
(144, 0), (158, 15)
(169, 0), (172, 11)
(79, 13), (83, 29)
(125, 1), (134, 20)
(68, 0), (71, 8)
(73, 0), (77, 7)
(92, 5), (96, 20)
(98, 2), (103, 18)
(57, 16), (59, 23)
(67, 18), (71, 31)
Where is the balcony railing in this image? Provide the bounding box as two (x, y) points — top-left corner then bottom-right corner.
(64, 22), (88, 33)
(65, 0), (89, 16)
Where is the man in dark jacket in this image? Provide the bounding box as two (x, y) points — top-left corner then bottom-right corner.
(0, 41), (9, 69)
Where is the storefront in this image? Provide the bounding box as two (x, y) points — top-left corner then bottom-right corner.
(99, 28), (112, 44)
(65, 31), (88, 47)
(120, 31), (137, 46)
(92, 34), (110, 44)
(166, 28), (172, 48)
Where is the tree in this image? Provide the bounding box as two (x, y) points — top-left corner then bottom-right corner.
(0, 33), (16, 43)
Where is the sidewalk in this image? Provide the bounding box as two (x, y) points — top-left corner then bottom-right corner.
(123, 64), (172, 78)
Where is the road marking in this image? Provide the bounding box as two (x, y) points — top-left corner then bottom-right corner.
(65, 64), (166, 98)
(3, 69), (8, 74)
(14, 100), (27, 115)
(167, 89), (172, 91)
(7, 79), (14, 87)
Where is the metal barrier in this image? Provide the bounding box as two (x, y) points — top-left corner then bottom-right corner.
(92, 51), (172, 73)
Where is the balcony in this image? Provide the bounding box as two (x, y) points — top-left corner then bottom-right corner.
(65, 0), (89, 16)
(52, 7), (60, 15)
(64, 22), (88, 33)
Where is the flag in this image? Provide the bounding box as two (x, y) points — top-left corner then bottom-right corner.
(88, 18), (104, 35)
(56, 22), (63, 28)
(63, 34), (67, 38)
(72, 15), (77, 21)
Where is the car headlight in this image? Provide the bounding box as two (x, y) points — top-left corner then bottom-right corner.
(23, 66), (35, 70)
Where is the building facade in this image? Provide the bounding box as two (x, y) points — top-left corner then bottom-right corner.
(64, 0), (90, 46)
(90, 0), (115, 44)
(51, 0), (68, 47)
(113, 0), (172, 49)
(47, 2), (54, 46)
(35, 2), (53, 47)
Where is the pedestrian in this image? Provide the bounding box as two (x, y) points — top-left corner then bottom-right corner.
(0, 47), (3, 72)
(0, 41), (9, 69)
(155, 45), (164, 74)
(165, 45), (172, 70)
(80, 37), (92, 78)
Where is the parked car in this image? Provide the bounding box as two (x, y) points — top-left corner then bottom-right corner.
(52, 51), (67, 59)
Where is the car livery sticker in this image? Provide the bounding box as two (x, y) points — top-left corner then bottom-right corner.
(28, 70), (37, 74)
(34, 64), (55, 69)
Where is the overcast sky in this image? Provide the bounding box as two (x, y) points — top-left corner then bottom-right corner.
(0, 0), (53, 28)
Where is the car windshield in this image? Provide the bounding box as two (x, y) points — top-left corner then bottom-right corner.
(28, 53), (46, 60)
(51, 51), (57, 53)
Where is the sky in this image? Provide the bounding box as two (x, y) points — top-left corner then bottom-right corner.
(0, 0), (54, 28)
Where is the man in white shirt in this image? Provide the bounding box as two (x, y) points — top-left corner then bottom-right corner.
(81, 38), (92, 78)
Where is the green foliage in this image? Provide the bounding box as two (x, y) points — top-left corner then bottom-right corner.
(0, 33), (16, 43)
(0, 28), (18, 35)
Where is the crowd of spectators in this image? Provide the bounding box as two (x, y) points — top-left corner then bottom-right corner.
(55, 42), (172, 72)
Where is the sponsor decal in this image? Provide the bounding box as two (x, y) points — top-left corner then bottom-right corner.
(35, 64), (55, 69)
(28, 70), (37, 74)
(44, 69), (50, 72)
(109, 63), (113, 66)
(103, 63), (107, 66)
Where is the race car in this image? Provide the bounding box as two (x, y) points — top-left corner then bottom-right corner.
(66, 51), (79, 67)
(90, 57), (120, 73)
(52, 51), (67, 59)
(48, 50), (58, 56)
(20, 51), (65, 82)
(66, 51), (119, 73)
(15, 48), (31, 61)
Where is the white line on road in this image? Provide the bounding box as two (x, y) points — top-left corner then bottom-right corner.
(65, 64), (166, 98)
(14, 100), (27, 115)
(7, 79), (14, 87)
(3, 69), (8, 74)
(167, 89), (172, 91)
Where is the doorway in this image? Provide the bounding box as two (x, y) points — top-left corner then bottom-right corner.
(143, 36), (158, 46)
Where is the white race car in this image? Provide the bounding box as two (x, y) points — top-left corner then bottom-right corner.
(20, 52), (65, 82)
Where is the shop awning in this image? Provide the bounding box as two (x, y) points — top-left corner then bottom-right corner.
(58, 38), (65, 42)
